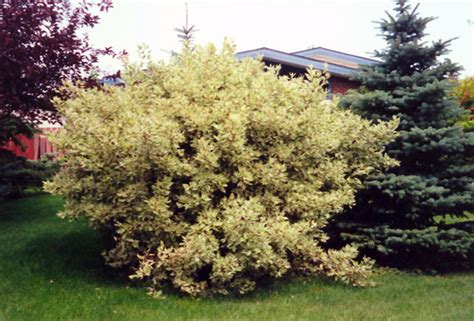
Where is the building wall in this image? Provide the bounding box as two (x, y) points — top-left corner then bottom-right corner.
(3, 128), (59, 160)
(262, 59), (360, 95)
(330, 77), (359, 95)
(264, 62), (360, 96)
(3, 135), (35, 160)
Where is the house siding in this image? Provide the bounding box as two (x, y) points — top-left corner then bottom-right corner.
(331, 77), (359, 95)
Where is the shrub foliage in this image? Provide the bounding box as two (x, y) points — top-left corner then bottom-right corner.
(45, 42), (398, 296)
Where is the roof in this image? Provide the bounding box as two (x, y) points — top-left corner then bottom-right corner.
(236, 47), (378, 78)
(293, 47), (378, 68)
(99, 77), (125, 86)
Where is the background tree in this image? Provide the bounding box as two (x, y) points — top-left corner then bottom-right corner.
(0, 0), (115, 147)
(453, 77), (474, 132)
(328, 0), (474, 270)
(174, 2), (197, 44)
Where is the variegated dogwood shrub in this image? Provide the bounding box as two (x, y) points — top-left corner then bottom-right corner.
(45, 41), (398, 296)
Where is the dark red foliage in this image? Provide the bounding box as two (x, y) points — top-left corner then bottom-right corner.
(0, 0), (118, 145)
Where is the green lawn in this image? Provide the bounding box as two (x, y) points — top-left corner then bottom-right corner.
(1, 195), (473, 321)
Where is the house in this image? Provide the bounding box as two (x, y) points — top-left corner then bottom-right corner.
(4, 48), (377, 160)
(236, 47), (378, 95)
(2, 120), (61, 160)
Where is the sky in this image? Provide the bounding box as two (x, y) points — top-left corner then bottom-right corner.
(88, 0), (474, 76)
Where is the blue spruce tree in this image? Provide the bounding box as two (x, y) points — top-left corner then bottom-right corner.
(329, 0), (474, 270)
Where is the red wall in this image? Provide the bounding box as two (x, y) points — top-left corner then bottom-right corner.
(3, 135), (35, 159)
(2, 128), (59, 160)
(331, 77), (359, 95)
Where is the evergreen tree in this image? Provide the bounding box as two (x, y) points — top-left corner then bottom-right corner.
(329, 0), (474, 270)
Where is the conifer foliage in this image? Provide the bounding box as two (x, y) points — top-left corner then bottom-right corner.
(329, 0), (474, 270)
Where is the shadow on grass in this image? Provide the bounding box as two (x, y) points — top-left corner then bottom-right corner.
(2, 195), (354, 301)
(18, 227), (127, 287)
(0, 194), (63, 223)
(21, 228), (354, 301)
